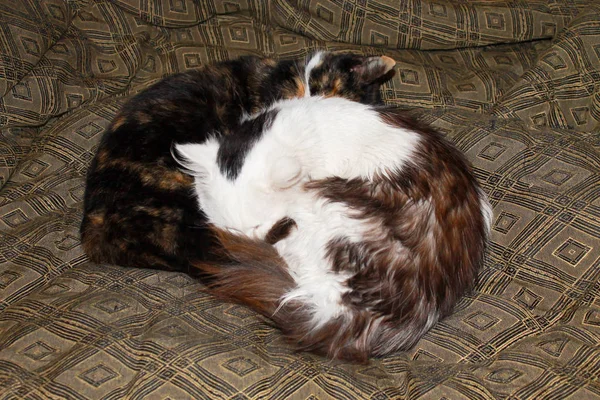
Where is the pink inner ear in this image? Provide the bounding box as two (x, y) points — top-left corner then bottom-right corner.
(379, 56), (396, 73)
(352, 55), (397, 76)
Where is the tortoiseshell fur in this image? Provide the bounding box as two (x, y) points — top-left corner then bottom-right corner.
(175, 98), (492, 362)
(80, 52), (395, 273)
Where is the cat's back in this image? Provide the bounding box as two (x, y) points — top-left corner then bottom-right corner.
(261, 97), (422, 181)
(96, 58), (265, 163)
(80, 57), (269, 270)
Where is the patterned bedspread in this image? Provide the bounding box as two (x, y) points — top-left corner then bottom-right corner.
(1, 1), (599, 398)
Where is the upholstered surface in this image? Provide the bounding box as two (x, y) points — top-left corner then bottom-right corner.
(1, 1), (599, 398)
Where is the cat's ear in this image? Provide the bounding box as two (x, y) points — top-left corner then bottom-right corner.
(172, 140), (219, 178)
(270, 156), (303, 190)
(351, 56), (396, 84)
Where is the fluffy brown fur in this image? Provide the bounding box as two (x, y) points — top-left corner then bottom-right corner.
(184, 105), (491, 363)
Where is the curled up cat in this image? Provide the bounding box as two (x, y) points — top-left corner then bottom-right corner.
(80, 51), (396, 272)
(174, 96), (493, 362)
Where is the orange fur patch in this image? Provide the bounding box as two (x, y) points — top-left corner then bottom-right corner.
(324, 77), (342, 97)
(95, 149), (109, 165)
(157, 170), (193, 190)
(135, 111), (152, 124)
(294, 76), (306, 98)
(88, 211), (105, 225)
(111, 115), (127, 130)
(379, 55), (396, 74)
(97, 158), (192, 190)
(264, 58), (277, 67)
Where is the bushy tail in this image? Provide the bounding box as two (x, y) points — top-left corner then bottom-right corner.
(191, 228), (296, 318)
(193, 228), (389, 363)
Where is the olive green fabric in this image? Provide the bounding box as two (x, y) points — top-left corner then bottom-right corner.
(1, 1), (600, 399)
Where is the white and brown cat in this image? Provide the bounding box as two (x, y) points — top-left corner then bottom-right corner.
(80, 51), (396, 273)
(175, 96), (492, 362)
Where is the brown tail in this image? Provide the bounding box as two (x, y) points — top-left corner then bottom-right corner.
(191, 228), (296, 318)
(193, 228), (382, 363)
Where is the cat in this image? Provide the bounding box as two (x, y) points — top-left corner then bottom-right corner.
(174, 95), (493, 362)
(80, 51), (396, 273)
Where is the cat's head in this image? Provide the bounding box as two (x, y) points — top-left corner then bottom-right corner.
(173, 117), (303, 239)
(303, 51), (396, 104)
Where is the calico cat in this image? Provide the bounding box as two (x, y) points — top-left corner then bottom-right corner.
(80, 52), (396, 272)
(174, 96), (493, 361)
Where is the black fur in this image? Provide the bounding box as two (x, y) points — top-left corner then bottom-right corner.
(217, 110), (279, 180)
(80, 52), (396, 273)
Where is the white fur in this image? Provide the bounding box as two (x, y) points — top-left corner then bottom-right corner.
(275, 201), (356, 326)
(478, 187), (493, 235)
(177, 96), (421, 237)
(239, 111), (253, 123)
(270, 156), (303, 189)
(176, 96), (422, 329)
(262, 96), (421, 182)
(275, 198), (404, 327)
(175, 139), (300, 237)
(304, 52), (323, 97)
